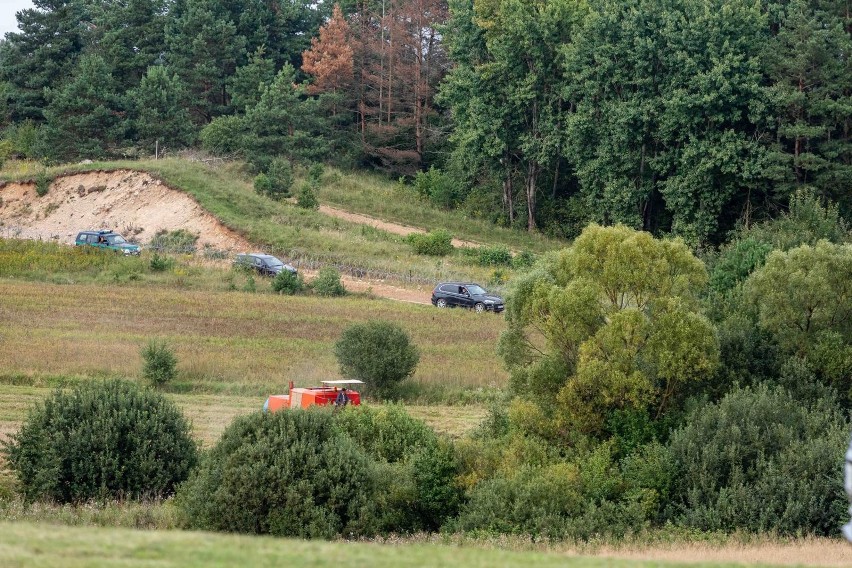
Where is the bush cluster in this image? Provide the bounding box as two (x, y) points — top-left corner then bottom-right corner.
(3, 379), (197, 503)
(271, 270), (305, 295)
(404, 229), (454, 256)
(149, 229), (198, 253)
(312, 266), (345, 297)
(334, 321), (419, 399)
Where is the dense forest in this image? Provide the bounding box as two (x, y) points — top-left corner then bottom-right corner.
(0, 0), (849, 246)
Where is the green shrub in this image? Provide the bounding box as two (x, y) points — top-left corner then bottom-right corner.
(266, 158), (294, 199)
(476, 245), (512, 267)
(334, 321), (419, 399)
(199, 115), (246, 155)
(512, 250), (536, 269)
(412, 440), (464, 530)
(253, 172), (272, 197)
(243, 274), (256, 293)
(177, 410), (375, 538)
(149, 229), (198, 254)
(35, 169), (51, 197)
(333, 404), (437, 463)
(148, 253), (175, 272)
(297, 181), (319, 209)
(3, 379), (197, 503)
(404, 229), (454, 256)
(414, 166), (461, 209)
(271, 270), (305, 295)
(312, 266), (345, 297)
(308, 162), (325, 184)
(709, 237), (773, 294)
(665, 383), (848, 535)
(141, 339), (178, 386)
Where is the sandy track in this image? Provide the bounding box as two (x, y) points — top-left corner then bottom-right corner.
(318, 204), (481, 248)
(0, 170), (432, 304)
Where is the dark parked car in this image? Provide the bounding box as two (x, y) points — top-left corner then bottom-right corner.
(234, 253), (297, 276)
(75, 230), (141, 256)
(431, 282), (504, 313)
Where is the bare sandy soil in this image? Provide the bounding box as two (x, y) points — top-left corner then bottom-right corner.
(319, 204), (481, 248)
(0, 170), (431, 304)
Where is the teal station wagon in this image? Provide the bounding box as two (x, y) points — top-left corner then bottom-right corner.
(75, 230), (141, 256)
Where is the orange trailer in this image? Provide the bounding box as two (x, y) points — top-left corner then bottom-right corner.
(264, 380), (364, 411)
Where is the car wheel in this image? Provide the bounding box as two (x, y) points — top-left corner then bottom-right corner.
(474, 302), (486, 314)
(436, 298), (448, 308)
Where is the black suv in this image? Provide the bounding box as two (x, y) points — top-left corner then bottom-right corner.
(234, 253), (297, 276)
(431, 282), (505, 313)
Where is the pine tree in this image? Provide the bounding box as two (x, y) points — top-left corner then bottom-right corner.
(130, 65), (196, 153)
(41, 54), (125, 161)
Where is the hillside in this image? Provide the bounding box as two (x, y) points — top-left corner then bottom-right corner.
(0, 159), (567, 293)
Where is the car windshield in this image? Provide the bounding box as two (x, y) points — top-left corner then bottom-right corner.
(467, 285), (487, 295)
(106, 235), (127, 245)
(265, 257), (284, 267)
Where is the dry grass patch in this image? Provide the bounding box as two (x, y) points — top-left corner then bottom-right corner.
(0, 280), (507, 393)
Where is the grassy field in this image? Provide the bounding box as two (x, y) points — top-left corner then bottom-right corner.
(1, 521), (849, 568)
(1, 158), (567, 284)
(0, 279), (508, 396)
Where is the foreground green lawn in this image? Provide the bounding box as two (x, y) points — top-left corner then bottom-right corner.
(0, 521), (735, 568)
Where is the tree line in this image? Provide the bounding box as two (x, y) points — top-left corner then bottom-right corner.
(0, 0), (850, 245)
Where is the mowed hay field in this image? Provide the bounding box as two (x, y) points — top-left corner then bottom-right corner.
(0, 279), (507, 394)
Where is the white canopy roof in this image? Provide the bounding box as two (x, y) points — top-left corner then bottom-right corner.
(321, 380), (365, 386)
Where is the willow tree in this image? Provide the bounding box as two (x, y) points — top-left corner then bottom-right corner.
(499, 224), (718, 437)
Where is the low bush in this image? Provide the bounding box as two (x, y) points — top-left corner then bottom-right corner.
(476, 245), (512, 267)
(333, 404), (437, 463)
(414, 166), (462, 209)
(404, 229), (453, 256)
(512, 250), (536, 269)
(253, 172), (272, 197)
(177, 410), (375, 538)
(665, 383), (848, 535)
(149, 229), (198, 254)
(141, 339), (178, 386)
(334, 321), (419, 399)
(312, 266), (345, 297)
(271, 270), (305, 295)
(297, 181), (319, 209)
(3, 379), (197, 503)
(148, 253), (175, 272)
(308, 162), (325, 184)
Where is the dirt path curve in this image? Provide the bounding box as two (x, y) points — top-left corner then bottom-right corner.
(319, 204), (481, 249)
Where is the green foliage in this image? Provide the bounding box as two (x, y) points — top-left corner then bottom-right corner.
(501, 224), (716, 437)
(709, 237), (773, 294)
(475, 244), (512, 267)
(404, 229), (454, 256)
(266, 158), (294, 199)
(512, 250), (536, 270)
(177, 410), (374, 538)
(414, 166), (462, 209)
(3, 379), (197, 503)
(243, 274), (256, 293)
(271, 270), (305, 295)
(297, 181), (320, 209)
(141, 339), (177, 386)
(312, 266), (345, 297)
(412, 440), (465, 530)
(666, 384), (849, 535)
(333, 404), (437, 464)
(253, 172), (272, 196)
(308, 162), (325, 185)
(149, 229), (198, 253)
(334, 321), (419, 399)
(199, 115), (246, 155)
(148, 253), (175, 272)
(130, 65), (195, 151)
(34, 169), (51, 197)
(745, 241), (852, 356)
